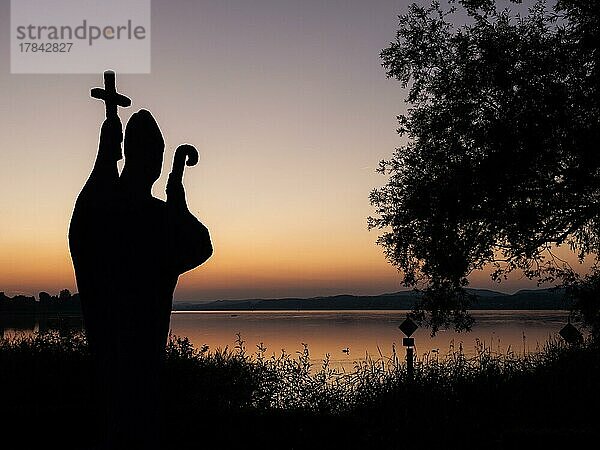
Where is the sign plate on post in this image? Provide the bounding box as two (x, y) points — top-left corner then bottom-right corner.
(402, 337), (415, 347)
(559, 322), (583, 345)
(399, 317), (418, 337)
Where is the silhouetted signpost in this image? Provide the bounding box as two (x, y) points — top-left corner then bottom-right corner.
(559, 321), (583, 346)
(399, 317), (418, 380)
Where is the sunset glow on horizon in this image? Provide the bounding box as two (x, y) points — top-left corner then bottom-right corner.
(0, 0), (581, 301)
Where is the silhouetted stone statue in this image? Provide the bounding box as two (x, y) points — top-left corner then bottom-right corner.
(69, 71), (213, 449)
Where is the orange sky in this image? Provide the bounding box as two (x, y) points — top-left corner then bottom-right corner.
(0, 0), (579, 301)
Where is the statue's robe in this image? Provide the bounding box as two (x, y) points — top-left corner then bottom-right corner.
(69, 134), (212, 448)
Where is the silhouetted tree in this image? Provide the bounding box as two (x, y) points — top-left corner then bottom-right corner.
(59, 289), (72, 302)
(39, 291), (52, 306)
(369, 0), (600, 333)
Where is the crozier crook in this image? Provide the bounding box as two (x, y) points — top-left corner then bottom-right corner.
(169, 144), (199, 183)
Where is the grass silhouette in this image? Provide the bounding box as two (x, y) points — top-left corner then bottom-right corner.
(1, 330), (598, 449)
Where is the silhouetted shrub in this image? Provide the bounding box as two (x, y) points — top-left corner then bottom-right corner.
(1, 331), (598, 449)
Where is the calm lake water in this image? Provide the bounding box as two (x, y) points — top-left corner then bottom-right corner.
(1, 310), (570, 370)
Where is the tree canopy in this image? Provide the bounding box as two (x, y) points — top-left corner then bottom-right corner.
(369, 0), (600, 334)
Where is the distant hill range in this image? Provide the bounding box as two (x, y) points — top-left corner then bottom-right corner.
(0, 288), (572, 315)
(174, 288), (572, 311)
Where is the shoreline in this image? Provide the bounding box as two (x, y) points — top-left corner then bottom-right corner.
(0, 307), (573, 316)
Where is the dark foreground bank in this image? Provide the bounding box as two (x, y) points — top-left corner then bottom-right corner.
(1, 331), (598, 449)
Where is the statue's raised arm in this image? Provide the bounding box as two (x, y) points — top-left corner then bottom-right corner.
(69, 71), (131, 305)
(87, 70), (131, 183)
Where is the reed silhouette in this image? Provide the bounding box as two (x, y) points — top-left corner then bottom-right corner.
(1, 331), (597, 449)
(69, 76), (212, 449)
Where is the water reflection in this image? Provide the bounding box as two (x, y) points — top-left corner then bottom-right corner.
(1, 310), (570, 370)
(169, 310), (570, 370)
(0, 314), (84, 337)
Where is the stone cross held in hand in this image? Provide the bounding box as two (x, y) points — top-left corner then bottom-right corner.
(90, 70), (131, 119)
